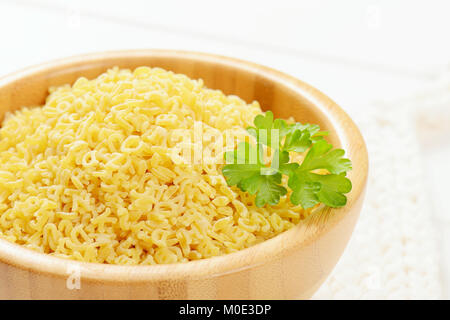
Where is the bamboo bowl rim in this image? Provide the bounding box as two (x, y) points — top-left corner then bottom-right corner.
(0, 50), (368, 283)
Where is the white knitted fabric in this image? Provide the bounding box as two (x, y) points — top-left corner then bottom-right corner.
(312, 91), (445, 299)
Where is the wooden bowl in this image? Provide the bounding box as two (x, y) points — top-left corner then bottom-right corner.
(0, 50), (368, 299)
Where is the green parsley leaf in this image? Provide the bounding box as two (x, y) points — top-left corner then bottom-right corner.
(287, 123), (329, 142)
(247, 111), (288, 148)
(222, 142), (287, 207)
(221, 112), (352, 209)
(288, 172), (322, 209)
(289, 172), (351, 208)
(288, 140), (352, 208)
(298, 140), (352, 174)
(283, 129), (312, 153)
(240, 173), (287, 207)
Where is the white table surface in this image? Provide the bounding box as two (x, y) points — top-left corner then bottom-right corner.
(0, 0), (449, 299)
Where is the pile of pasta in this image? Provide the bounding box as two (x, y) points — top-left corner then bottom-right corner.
(0, 67), (312, 265)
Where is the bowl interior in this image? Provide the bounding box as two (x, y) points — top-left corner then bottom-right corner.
(0, 50), (367, 284)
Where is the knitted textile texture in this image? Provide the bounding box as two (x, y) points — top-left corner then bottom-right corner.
(313, 91), (445, 299)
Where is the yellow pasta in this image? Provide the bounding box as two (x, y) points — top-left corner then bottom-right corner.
(0, 66), (313, 265)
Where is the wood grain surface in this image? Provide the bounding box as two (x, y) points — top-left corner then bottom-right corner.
(0, 50), (368, 299)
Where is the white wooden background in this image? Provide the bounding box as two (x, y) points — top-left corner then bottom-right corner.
(0, 0), (449, 298)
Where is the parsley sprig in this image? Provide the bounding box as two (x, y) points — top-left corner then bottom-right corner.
(222, 111), (352, 208)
